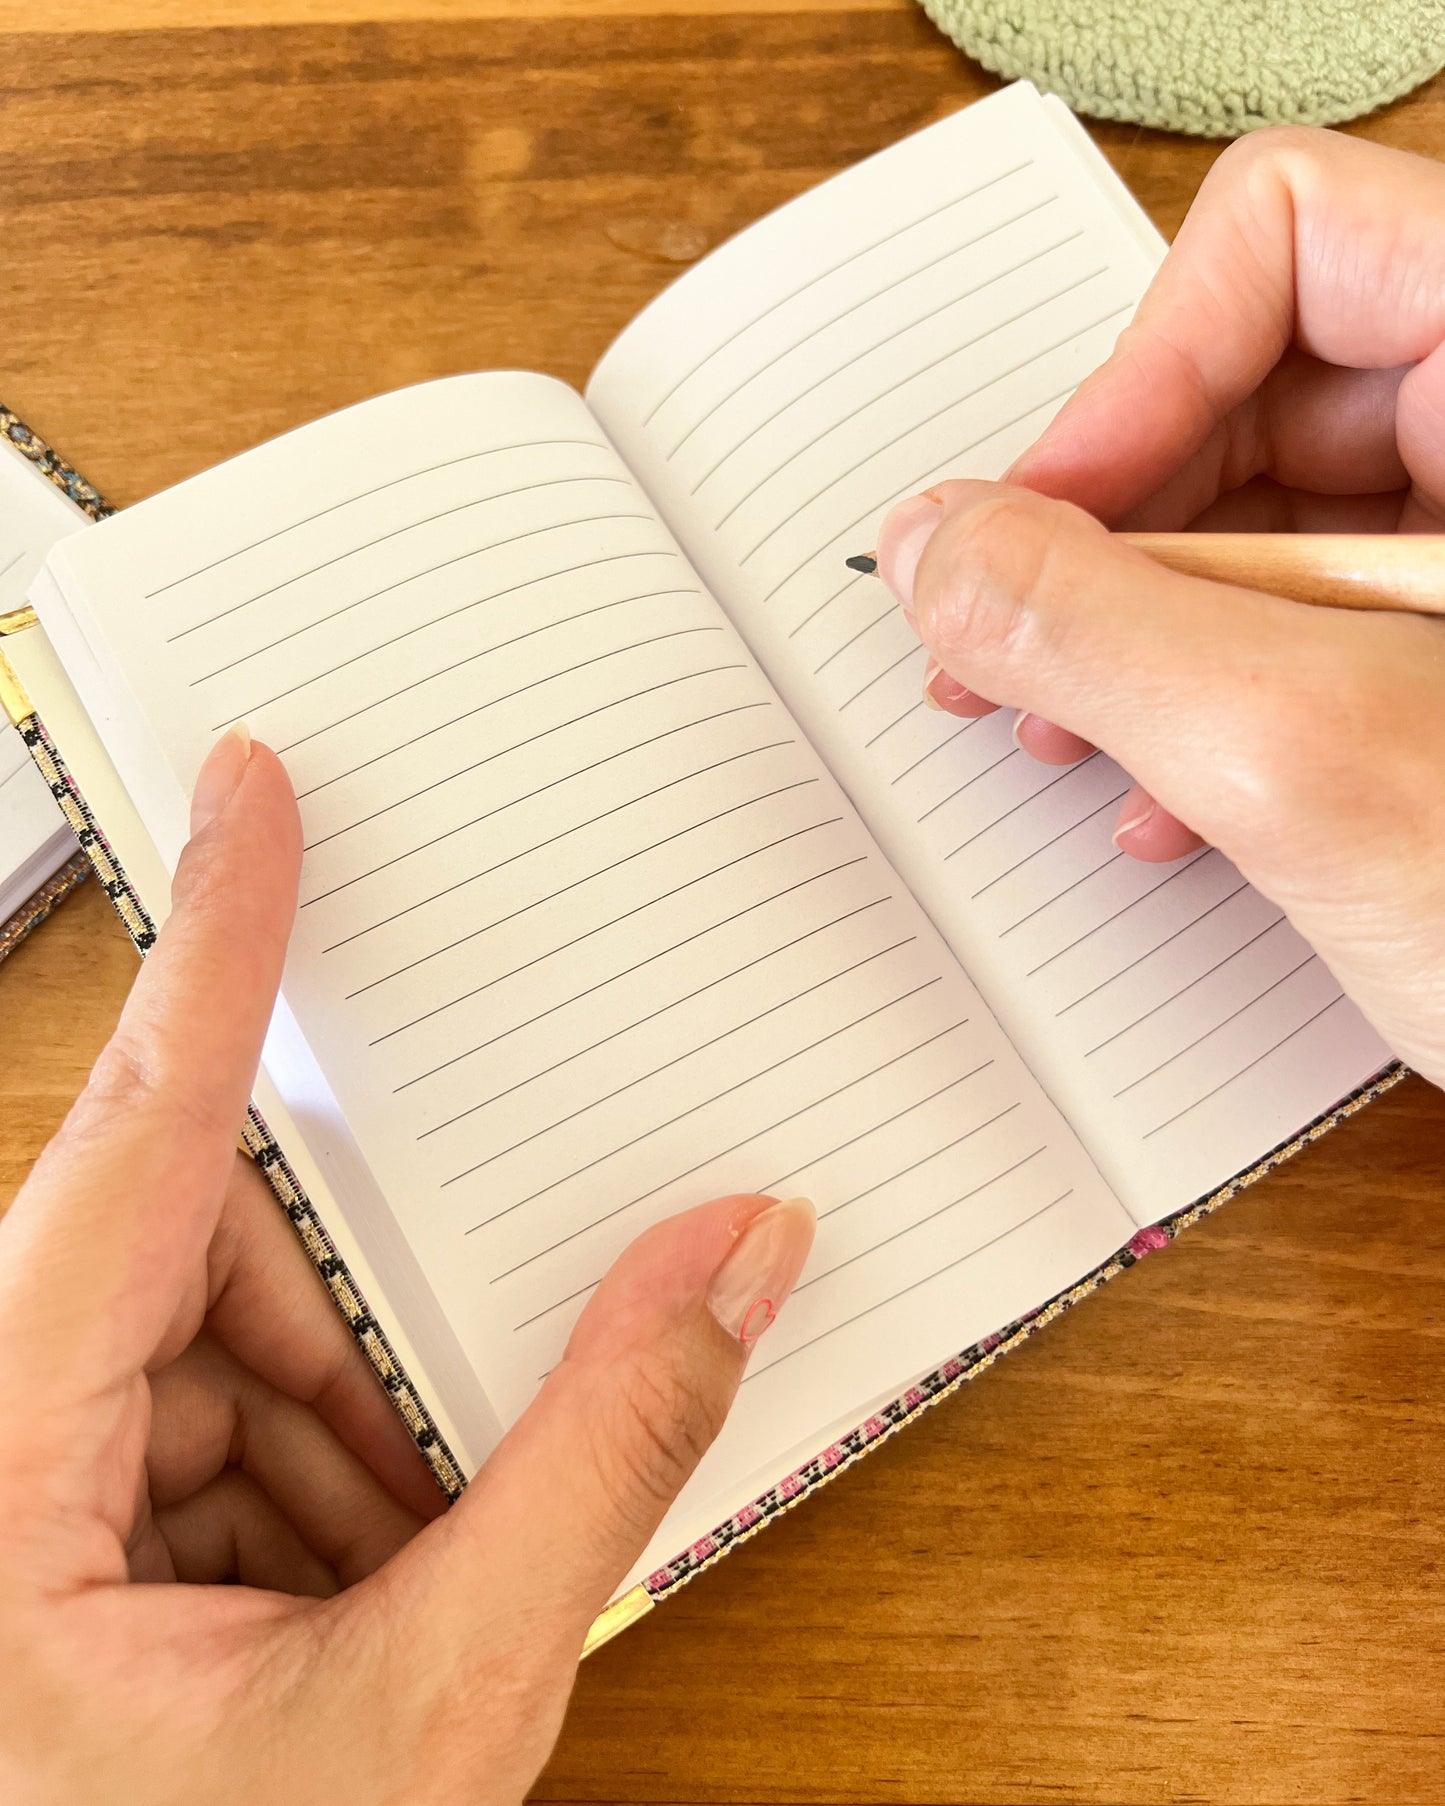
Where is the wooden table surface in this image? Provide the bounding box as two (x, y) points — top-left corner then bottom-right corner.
(3, 7), (1444, 1801)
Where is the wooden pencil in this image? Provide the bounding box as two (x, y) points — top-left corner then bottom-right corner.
(845, 534), (1445, 616)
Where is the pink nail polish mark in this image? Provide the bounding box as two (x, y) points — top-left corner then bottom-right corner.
(739, 1297), (776, 1345)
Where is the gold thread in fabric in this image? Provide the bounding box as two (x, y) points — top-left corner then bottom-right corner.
(0, 405), (110, 521)
(583, 1586), (654, 1658)
(0, 650), (33, 727)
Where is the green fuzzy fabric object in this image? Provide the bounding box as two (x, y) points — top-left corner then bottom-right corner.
(918, 0), (1445, 137)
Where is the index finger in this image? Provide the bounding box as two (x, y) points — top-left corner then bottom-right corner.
(0, 729), (302, 1414)
(1010, 129), (1445, 521)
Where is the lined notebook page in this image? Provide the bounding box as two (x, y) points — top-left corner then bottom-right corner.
(0, 438), (86, 921)
(38, 373), (1131, 1488)
(589, 84), (1391, 1224)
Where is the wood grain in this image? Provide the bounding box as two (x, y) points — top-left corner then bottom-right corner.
(1, 12), (1443, 1801)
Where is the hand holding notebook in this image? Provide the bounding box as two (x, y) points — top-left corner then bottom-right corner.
(0, 89), (1421, 1646)
(0, 730), (814, 1797)
(3, 88), (1443, 1800)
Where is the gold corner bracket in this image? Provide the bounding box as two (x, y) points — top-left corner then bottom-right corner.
(0, 607), (39, 726)
(581, 1584), (653, 1659)
(0, 649), (33, 727)
(0, 605), (38, 637)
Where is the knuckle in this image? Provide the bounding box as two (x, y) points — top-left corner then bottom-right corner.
(925, 491), (1048, 659)
(1209, 124), (1325, 195)
(925, 490), (1104, 670)
(74, 1031), (234, 1148)
(591, 1351), (722, 1525)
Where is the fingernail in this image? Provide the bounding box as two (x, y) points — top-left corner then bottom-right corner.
(921, 658), (985, 716)
(189, 722), (252, 836)
(876, 490), (944, 620)
(1012, 710), (1033, 748)
(707, 1196), (816, 1345)
(1112, 788), (1155, 848)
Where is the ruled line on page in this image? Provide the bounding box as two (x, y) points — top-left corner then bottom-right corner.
(996, 846), (1126, 938)
(304, 740), (795, 910)
(279, 615), (718, 761)
(431, 935), (916, 1164)
(840, 646), (920, 713)
(305, 695), (768, 852)
(796, 1144), (1050, 1291)
(968, 797), (1130, 905)
(1024, 849), (1214, 980)
(1113, 953), (1319, 1099)
(550, 1015), (970, 1236)
(182, 479), (636, 662)
(399, 891), (889, 1103)
(813, 607), (894, 676)
(741, 305), (1125, 569)
(356, 814), (845, 1008)
(508, 1071), (1006, 1334)
(787, 570), (866, 641)
(219, 519), (666, 723)
(321, 775), (821, 956)
(742, 1187), (1076, 1382)
(714, 259), (1101, 536)
(304, 711), (781, 876)
(892, 719), (984, 787)
(812, 1101), (1020, 1218)
(153, 437), (614, 605)
(467, 1007), (961, 1233)
(759, 1073), (1005, 1201)
(918, 747), (1020, 823)
(1082, 913), (1287, 1057)
(1141, 995), (1344, 1139)
(641, 162), (1033, 431)
(1056, 880), (1253, 1017)
(377, 856), (864, 1051)
(865, 698), (923, 749)
(308, 741), (801, 919)
(297, 656), (730, 802)
(945, 756), (1100, 859)
(496, 1034), (983, 1307)
(761, 378), (1083, 607)
(696, 214), (1075, 501)
(680, 197), (1061, 476)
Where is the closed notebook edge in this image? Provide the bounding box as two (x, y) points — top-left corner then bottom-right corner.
(0, 847), (89, 964)
(0, 416), (1407, 1658)
(0, 406), (105, 952)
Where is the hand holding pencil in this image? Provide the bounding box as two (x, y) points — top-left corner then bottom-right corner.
(869, 127), (1445, 1093)
(849, 529), (1445, 617)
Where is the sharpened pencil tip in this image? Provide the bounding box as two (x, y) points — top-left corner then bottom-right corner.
(845, 552), (878, 575)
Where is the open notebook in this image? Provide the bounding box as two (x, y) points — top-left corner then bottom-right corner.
(0, 430), (88, 946)
(1, 84), (1398, 1647)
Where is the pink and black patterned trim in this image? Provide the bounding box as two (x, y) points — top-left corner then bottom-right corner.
(641, 1059), (1407, 1600)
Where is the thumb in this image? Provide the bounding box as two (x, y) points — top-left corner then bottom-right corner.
(875, 479), (1397, 871)
(382, 1192), (814, 1658)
